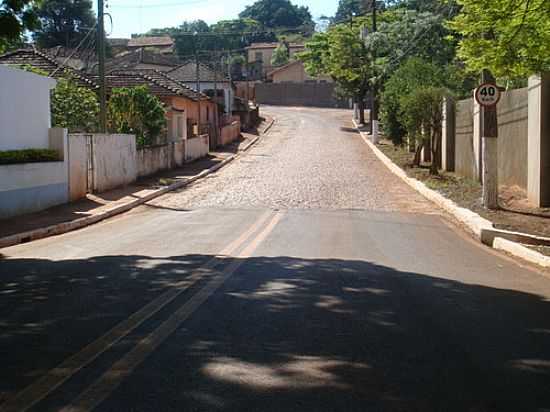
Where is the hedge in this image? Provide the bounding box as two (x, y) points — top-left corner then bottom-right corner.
(0, 149), (60, 165)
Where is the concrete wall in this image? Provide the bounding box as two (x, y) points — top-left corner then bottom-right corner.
(0, 65), (56, 151)
(185, 135), (209, 162)
(137, 141), (185, 178)
(92, 134), (137, 192)
(256, 82), (347, 108)
(496, 87), (529, 189)
(270, 61), (332, 84)
(219, 121), (241, 146)
(454, 98), (477, 180)
(454, 89), (529, 189)
(0, 129), (69, 218)
(68, 134), (88, 201)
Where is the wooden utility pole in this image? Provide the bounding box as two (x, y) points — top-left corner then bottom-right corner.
(195, 34), (201, 135)
(213, 53), (219, 148)
(480, 69), (499, 209)
(97, 0), (107, 132)
(370, 0), (379, 143)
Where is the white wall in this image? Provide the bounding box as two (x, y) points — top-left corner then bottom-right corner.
(0, 129), (69, 218)
(92, 134), (137, 192)
(183, 81), (234, 113)
(185, 135), (209, 162)
(0, 65), (56, 151)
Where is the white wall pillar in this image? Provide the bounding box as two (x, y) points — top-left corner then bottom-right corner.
(528, 73), (550, 207)
(441, 97), (455, 172)
(473, 93), (482, 182)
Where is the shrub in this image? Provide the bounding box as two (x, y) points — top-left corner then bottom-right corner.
(0, 149), (59, 165)
(107, 86), (166, 147)
(51, 77), (99, 132)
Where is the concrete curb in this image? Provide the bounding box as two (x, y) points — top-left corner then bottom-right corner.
(352, 119), (550, 269)
(0, 119), (275, 250)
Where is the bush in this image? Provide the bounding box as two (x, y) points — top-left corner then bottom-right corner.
(51, 77), (99, 132)
(108, 86), (166, 147)
(0, 149), (60, 165)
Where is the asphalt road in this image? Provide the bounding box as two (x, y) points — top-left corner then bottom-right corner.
(1, 107), (550, 412)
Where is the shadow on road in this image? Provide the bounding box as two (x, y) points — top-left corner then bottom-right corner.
(1, 254), (549, 411)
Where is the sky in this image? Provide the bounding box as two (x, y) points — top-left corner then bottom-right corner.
(104, 0), (338, 38)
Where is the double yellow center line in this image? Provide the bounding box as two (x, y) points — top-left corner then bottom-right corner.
(0, 210), (284, 412)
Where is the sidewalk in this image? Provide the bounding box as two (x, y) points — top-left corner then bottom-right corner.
(0, 117), (274, 248)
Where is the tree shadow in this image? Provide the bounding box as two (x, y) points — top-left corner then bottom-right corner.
(1, 254), (550, 411)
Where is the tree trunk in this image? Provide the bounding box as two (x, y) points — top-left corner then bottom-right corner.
(430, 130), (440, 175)
(358, 99), (365, 125)
(413, 141), (423, 167)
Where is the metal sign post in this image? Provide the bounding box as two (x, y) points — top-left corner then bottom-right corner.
(475, 70), (501, 210)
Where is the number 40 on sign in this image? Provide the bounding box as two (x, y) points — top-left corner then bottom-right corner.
(475, 83), (501, 107)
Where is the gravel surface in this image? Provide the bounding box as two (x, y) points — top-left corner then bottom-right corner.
(152, 106), (434, 212)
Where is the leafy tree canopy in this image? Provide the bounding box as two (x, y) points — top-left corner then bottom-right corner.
(449, 0), (550, 79)
(0, 0), (39, 52)
(299, 18), (372, 101)
(239, 0), (313, 29)
(108, 86), (166, 147)
(271, 43), (289, 66)
(33, 0), (96, 49)
(52, 77), (99, 132)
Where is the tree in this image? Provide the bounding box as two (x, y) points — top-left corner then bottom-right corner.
(380, 58), (448, 145)
(299, 19), (372, 123)
(449, 0), (550, 79)
(52, 77), (99, 131)
(0, 0), (39, 52)
(108, 86), (166, 147)
(400, 87), (447, 174)
(271, 43), (289, 66)
(33, 0), (96, 49)
(239, 0), (313, 29)
(334, 0), (369, 24)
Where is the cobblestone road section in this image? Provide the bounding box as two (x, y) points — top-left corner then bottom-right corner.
(151, 107), (435, 213)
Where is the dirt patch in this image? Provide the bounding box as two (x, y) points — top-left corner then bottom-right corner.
(377, 140), (550, 239)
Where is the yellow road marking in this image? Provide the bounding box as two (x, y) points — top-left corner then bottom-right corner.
(0, 210), (274, 412)
(60, 211), (285, 412)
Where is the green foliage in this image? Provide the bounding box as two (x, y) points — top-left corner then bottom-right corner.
(107, 86), (166, 147)
(0, 0), (39, 48)
(271, 43), (289, 66)
(400, 86), (447, 173)
(380, 58), (448, 144)
(33, 0), (96, 48)
(51, 78), (99, 132)
(239, 0), (313, 29)
(334, 0), (371, 23)
(449, 0), (550, 79)
(299, 19), (372, 101)
(0, 149), (59, 165)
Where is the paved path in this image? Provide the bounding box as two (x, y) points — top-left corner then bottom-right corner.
(152, 107), (432, 212)
(1, 107), (550, 412)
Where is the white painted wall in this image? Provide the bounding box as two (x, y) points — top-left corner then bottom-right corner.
(92, 134), (137, 192)
(0, 65), (56, 151)
(0, 129), (69, 218)
(183, 81), (234, 113)
(185, 135), (209, 162)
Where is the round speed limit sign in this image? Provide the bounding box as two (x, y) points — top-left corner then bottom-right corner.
(475, 83), (501, 107)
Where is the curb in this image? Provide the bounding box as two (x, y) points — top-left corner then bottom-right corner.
(352, 119), (550, 269)
(0, 119), (274, 250)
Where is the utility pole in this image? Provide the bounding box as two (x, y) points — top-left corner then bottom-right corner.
(194, 33), (201, 135)
(213, 52), (219, 148)
(480, 69), (499, 209)
(370, 0), (379, 143)
(97, 0), (107, 132)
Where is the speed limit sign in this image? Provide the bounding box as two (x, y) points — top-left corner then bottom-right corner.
(475, 83), (501, 107)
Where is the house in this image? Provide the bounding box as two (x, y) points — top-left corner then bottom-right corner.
(127, 36), (175, 54)
(105, 48), (180, 73)
(0, 48), (99, 89)
(245, 42), (305, 77)
(267, 60), (332, 84)
(99, 70), (217, 142)
(107, 38), (130, 56)
(44, 45), (97, 73)
(168, 62), (235, 114)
